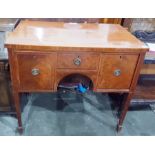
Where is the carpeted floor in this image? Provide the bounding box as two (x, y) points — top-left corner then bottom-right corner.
(0, 92), (155, 136)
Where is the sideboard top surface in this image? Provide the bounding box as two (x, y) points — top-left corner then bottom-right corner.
(5, 20), (148, 52)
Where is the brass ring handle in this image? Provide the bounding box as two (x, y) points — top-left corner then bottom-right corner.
(73, 57), (81, 66)
(114, 69), (121, 76)
(31, 68), (40, 76)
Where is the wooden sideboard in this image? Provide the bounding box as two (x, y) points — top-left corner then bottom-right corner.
(5, 20), (148, 132)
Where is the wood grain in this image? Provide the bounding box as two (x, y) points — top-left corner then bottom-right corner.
(5, 20), (148, 52)
(57, 52), (100, 70)
(16, 52), (56, 90)
(97, 54), (138, 89)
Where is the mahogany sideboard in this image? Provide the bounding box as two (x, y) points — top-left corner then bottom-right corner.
(5, 20), (148, 132)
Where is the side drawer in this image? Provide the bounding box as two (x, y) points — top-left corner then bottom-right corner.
(57, 53), (100, 70)
(97, 54), (139, 89)
(16, 52), (56, 91)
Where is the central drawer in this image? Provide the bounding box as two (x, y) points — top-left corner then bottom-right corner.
(57, 53), (100, 70)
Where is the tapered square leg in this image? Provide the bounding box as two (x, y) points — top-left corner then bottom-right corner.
(12, 91), (23, 133)
(117, 92), (134, 132)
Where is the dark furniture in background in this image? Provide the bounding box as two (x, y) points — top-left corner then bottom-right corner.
(25, 18), (122, 24)
(0, 61), (13, 112)
(0, 19), (19, 112)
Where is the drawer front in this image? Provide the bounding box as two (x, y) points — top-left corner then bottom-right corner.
(17, 53), (56, 90)
(57, 53), (100, 70)
(97, 54), (138, 89)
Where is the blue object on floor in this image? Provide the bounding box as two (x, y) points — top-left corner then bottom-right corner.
(77, 83), (87, 93)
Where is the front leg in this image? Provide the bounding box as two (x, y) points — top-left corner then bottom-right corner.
(12, 90), (23, 133)
(117, 92), (134, 132)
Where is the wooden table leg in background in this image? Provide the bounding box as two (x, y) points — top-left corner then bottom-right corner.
(12, 90), (23, 133)
(117, 92), (134, 132)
